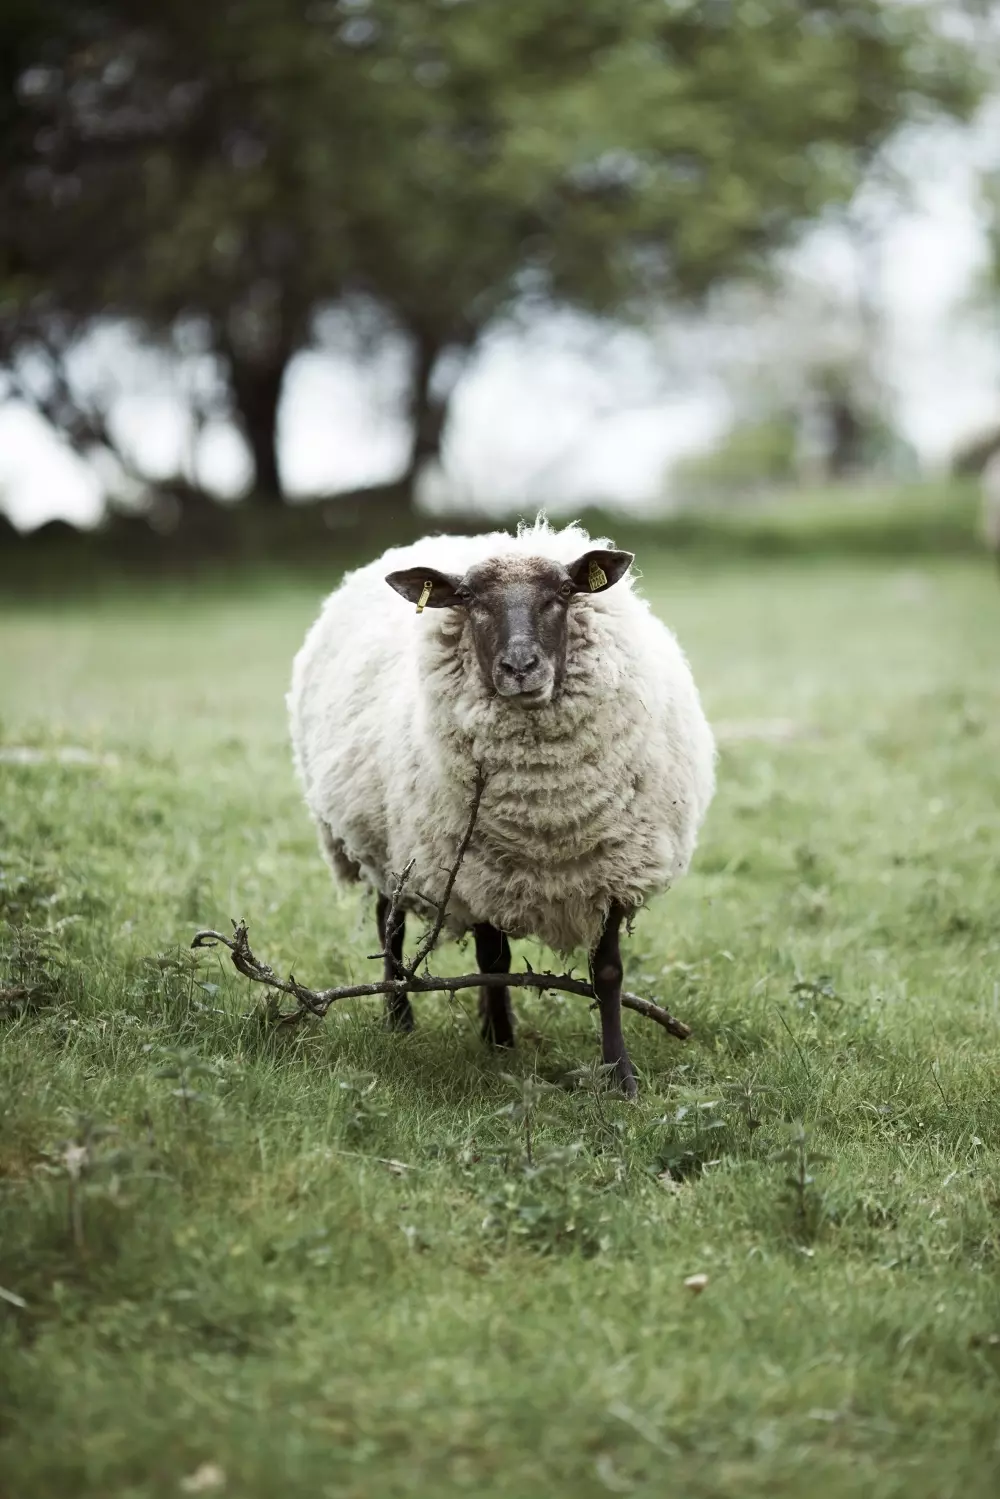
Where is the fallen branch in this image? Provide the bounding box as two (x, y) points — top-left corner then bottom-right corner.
(192, 765), (691, 1043)
(190, 918), (692, 1042)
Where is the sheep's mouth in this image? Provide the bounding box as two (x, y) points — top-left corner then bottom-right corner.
(504, 685), (552, 709)
(491, 664), (556, 706)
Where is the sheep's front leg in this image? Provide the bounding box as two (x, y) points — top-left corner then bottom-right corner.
(474, 923), (515, 1048)
(592, 903), (637, 1098)
(376, 892), (413, 1032)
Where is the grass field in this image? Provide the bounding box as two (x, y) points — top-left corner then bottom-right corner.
(2, 541), (1000, 1498)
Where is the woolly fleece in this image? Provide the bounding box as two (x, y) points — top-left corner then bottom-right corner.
(288, 519), (716, 954)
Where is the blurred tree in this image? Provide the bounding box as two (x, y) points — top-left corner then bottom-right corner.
(327, 0), (979, 498)
(0, 0), (980, 509)
(0, 0), (349, 500)
(672, 415), (800, 497)
(666, 250), (921, 499)
(952, 426), (1000, 476)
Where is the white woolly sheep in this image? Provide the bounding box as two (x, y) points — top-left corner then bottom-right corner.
(288, 518), (716, 1094)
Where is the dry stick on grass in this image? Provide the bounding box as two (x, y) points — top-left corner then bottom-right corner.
(191, 919), (691, 1040)
(191, 765), (692, 1044)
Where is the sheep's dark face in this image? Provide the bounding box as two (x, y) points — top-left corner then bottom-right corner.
(385, 549), (633, 707)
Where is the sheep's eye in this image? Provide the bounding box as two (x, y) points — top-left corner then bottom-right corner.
(559, 581), (574, 600)
(456, 587), (473, 605)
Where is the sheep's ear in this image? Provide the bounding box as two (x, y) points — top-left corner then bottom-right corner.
(385, 566), (465, 609)
(566, 549), (634, 594)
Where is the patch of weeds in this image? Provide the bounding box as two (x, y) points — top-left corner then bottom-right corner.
(0, 855), (104, 924)
(0, 926), (67, 1019)
(120, 793), (166, 831)
(424, 1133), (485, 1174)
(942, 909), (980, 938)
(788, 973), (851, 1030)
(640, 1073), (778, 1184)
(479, 1075), (617, 1256)
(151, 1045), (231, 1122)
(770, 1121), (831, 1245)
(657, 958), (707, 1004)
(481, 1143), (613, 1257)
(793, 842), (827, 883)
(495, 1073), (567, 1167)
(645, 1090), (734, 1181)
(0, 860), (57, 921)
(336, 1071), (388, 1143)
(564, 1060), (630, 1150)
(791, 973), (839, 1007)
(721, 1072), (775, 1140)
(236, 987), (295, 1054)
(36, 1112), (158, 1259)
(132, 948), (219, 1031)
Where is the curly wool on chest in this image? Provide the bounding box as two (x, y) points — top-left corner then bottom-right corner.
(434, 601), (637, 822)
(385, 609), (677, 950)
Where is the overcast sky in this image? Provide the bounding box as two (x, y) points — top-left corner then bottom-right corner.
(2, 109), (999, 531)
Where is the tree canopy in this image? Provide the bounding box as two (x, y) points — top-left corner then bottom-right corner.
(0, 0), (981, 507)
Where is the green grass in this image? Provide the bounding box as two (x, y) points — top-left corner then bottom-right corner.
(585, 476), (984, 559)
(2, 549), (1000, 1498)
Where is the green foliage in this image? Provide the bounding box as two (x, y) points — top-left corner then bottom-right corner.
(35, 1113), (151, 1259)
(480, 1141), (617, 1258)
(770, 1121), (832, 1244)
(0, 1), (981, 498)
(673, 416), (801, 492)
(585, 478), (985, 561)
(2, 540), (1000, 1494)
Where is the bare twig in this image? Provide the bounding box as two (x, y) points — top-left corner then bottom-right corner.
(619, 988), (692, 1039)
(190, 920), (692, 1041)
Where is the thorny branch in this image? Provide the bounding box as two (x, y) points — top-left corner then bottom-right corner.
(409, 765), (487, 974)
(372, 857), (416, 979)
(191, 918), (691, 1040)
(191, 765), (692, 1044)
(366, 765), (486, 981)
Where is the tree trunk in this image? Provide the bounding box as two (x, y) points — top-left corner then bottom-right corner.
(228, 351), (288, 504)
(400, 331), (446, 504)
(827, 398), (864, 479)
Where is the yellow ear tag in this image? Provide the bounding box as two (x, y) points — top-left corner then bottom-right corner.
(588, 560), (607, 591)
(415, 580), (433, 614)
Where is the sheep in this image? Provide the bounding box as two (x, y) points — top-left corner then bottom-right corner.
(288, 517), (716, 1095)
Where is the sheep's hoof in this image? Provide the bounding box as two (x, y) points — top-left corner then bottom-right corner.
(482, 1025), (515, 1050)
(479, 990), (515, 1049)
(615, 1055), (638, 1100)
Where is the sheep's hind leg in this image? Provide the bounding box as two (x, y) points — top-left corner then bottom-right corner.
(591, 903), (637, 1099)
(376, 892), (413, 1032)
(474, 923), (515, 1048)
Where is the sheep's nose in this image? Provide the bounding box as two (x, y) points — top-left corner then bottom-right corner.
(499, 644), (540, 678)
